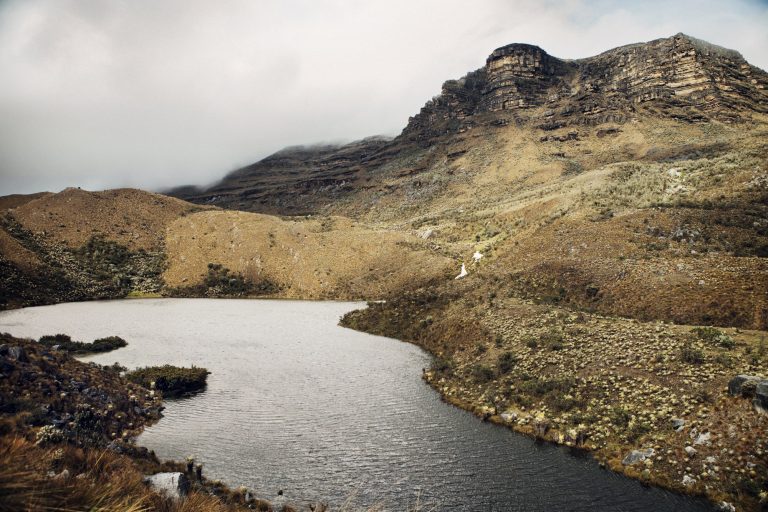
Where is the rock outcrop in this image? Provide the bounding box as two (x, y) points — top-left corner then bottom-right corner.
(402, 33), (768, 143)
(144, 472), (190, 501)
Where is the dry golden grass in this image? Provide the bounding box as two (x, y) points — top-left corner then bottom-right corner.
(164, 210), (455, 299)
(10, 188), (213, 251)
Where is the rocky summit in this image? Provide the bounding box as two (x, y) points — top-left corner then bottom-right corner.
(2, 33), (768, 510)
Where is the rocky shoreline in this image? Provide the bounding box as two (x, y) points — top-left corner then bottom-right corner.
(341, 298), (768, 512)
(0, 334), (327, 511)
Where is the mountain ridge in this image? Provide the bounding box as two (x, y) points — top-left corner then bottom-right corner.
(169, 33), (768, 214)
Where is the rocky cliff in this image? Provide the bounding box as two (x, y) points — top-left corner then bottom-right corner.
(402, 33), (768, 142)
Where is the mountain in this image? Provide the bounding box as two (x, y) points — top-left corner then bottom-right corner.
(169, 33), (767, 214)
(2, 34), (768, 510)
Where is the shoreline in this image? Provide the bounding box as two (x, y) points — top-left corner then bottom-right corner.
(3, 297), (764, 510)
(340, 298), (767, 512)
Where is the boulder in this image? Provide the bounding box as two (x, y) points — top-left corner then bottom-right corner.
(532, 419), (550, 438)
(622, 448), (654, 465)
(144, 472), (189, 501)
(500, 412), (517, 423)
(753, 382), (768, 415)
(3, 345), (28, 362)
(671, 418), (685, 431)
(727, 375), (763, 396)
(684, 446), (697, 457)
(693, 432), (711, 446)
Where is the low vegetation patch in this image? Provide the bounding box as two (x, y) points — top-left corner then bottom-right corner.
(691, 326), (735, 349)
(38, 334), (127, 354)
(125, 365), (210, 398)
(169, 263), (279, 298)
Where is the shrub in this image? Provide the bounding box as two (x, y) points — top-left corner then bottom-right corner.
(541, 330), (564, 351)
(431, 356), (454, 375)
(471, 364), (495, 383)
(125, 365), (210, 397)
(626, 421), (652, 442)
(691, 326), (734, 349)
(609, 407), (631, 428)
(497, 352), (518, 374)
(170, 263), (279, 298)
(519, 376), (575, 397)
(680, 344), (705, 364)
(526, 339), (538, 349)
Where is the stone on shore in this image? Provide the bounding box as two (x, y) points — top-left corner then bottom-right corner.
(144, 472), (189, 501)
(622, 448), (654, 465)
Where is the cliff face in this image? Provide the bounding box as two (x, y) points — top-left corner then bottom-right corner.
(401, 33), (768, 143)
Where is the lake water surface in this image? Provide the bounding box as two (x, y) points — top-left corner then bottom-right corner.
(0, 299), (714, 511)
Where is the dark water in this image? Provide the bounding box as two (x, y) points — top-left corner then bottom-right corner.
(0, 299), (714, 511)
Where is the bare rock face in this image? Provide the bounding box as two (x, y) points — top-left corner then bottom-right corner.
(402, 33), (768, 142)
(144, 472), (190, 501)
(480, 43), (568, 112)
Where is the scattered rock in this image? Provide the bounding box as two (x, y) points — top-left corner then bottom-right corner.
(693, 432), (711, 446)
(622, 448), (654, 465)
(500, 412), (518, 423)
(718, 502), (736, 512)
(682, 474), (696, 487)
(52, 469), (70, 481)
(671, 418), (685, 431)
(144, 472), (189, 501)
(684, 446), (697, 457)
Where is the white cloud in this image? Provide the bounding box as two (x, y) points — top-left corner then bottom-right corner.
(0, 0), (766, 195)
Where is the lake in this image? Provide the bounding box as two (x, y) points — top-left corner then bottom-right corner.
(0, 299), (714, 511)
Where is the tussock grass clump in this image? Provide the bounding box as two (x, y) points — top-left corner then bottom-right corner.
(126, 365), (210, 398)
(38, 334), (127, 354)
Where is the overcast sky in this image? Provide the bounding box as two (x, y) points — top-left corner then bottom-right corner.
(1, 0), (766, 195)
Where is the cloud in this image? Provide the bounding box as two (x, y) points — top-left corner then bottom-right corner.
(0, 0), (766, 195)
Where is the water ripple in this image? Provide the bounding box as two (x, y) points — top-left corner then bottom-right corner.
(0, 299), (715, 512)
